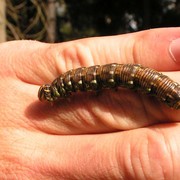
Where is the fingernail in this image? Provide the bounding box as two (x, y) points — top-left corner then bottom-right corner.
(169, 38), (180, 63)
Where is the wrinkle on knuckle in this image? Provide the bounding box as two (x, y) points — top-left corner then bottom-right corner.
(145, 129), (173, 179)
(59, 41), (94, 72)
(117, 129), (174, 179)
(119, 134), (148, 179)
(43, 44), (64, 80)
(121, 35), (135, 64)
(155, 127), (180, 180)
(132, 32), (146, 65)
(132, 29), (160, 66)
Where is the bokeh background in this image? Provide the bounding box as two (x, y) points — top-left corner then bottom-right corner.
(0, 0), (180, 43)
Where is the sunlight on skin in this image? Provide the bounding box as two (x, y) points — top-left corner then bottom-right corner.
(0, 28), (180, 179)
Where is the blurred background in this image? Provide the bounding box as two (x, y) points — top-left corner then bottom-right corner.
(0, 0), (180, 43)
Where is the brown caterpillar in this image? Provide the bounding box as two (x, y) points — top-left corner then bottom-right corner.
(38, 63), (180, 109)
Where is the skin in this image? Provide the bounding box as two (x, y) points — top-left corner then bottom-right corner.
(0, 28), (180, 179)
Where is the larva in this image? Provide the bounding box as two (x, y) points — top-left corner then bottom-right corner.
(38, 63), (180, 109)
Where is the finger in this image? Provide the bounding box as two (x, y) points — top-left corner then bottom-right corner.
(24, 69), (180, 135)
(3, 27), (180, 85)
(1, 71), (179, 135)
(6, 123), (180, 179)
(23, 70), (180, 135)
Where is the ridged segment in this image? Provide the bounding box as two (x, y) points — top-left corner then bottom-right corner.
(135, 67), (162, 94)
(63, 70), (74, 93)
(38, 63), (180, 109)
(84, 65), (100, 91)
(71, 67), (86, 91)
(98, 63), (118, 88)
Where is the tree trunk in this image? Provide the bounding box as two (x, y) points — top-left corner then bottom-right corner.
(0, 0), (6, 42)
(46, 0), (57, 42)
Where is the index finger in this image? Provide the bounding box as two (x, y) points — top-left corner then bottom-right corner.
(3, 27), (180, 85)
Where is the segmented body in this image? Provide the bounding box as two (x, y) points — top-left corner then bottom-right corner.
(38, 63), (180, 109)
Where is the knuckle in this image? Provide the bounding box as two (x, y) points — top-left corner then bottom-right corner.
(119, 129), (175, 179)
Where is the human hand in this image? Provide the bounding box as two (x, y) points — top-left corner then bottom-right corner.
(0, 28), (180, 179)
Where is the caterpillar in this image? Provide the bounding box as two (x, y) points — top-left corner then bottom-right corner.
(38, 63), (180, 109)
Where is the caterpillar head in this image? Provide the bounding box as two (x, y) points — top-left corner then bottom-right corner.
(38, 84), (54, 102)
